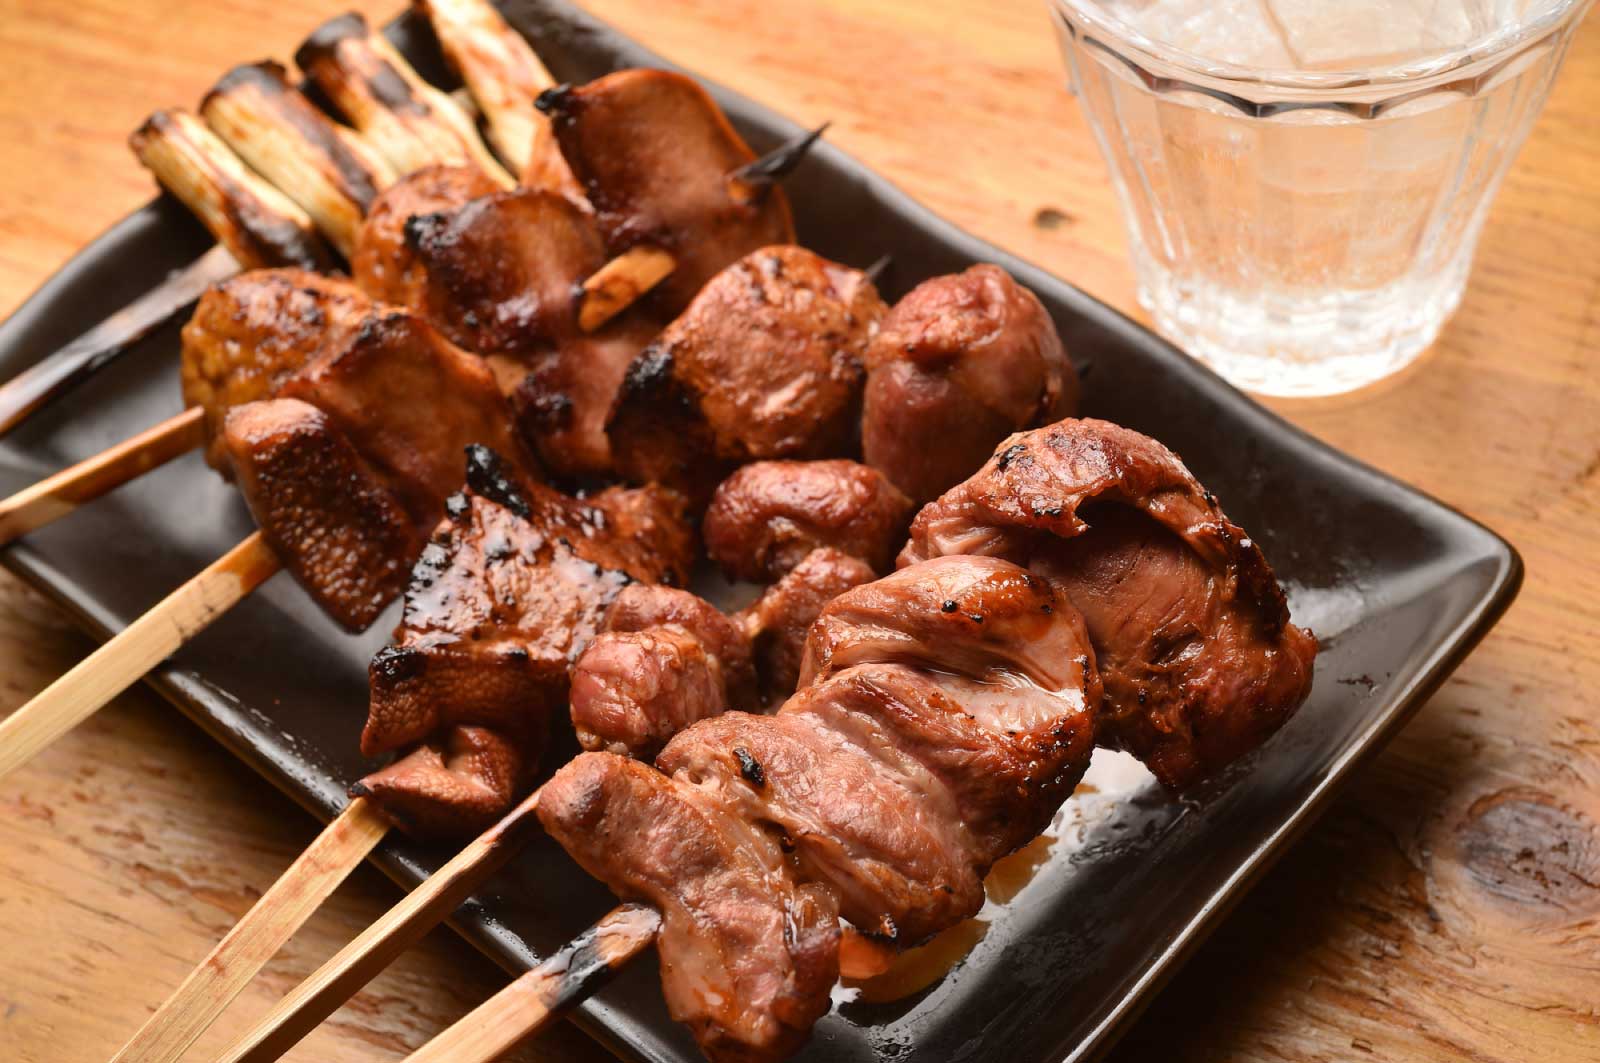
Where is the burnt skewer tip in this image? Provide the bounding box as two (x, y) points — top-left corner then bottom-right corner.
(729, 121), (831, 192)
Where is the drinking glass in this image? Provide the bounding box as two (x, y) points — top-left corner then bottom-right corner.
(1048, 0), (1594, 396)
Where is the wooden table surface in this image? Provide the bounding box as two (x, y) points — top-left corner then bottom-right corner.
(1, 1), (1597, 1060)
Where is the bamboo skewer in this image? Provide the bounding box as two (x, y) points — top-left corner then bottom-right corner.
(578, 246), (677, 332)
(108, 797), (390, 1063)
(402, 904), (660, 1063)
(0, 532), (279, 782)
(217, 787), (549, 1063)
(0, 407), (205, 546)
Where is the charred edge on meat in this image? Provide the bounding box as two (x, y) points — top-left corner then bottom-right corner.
(463, 444), (532, 519)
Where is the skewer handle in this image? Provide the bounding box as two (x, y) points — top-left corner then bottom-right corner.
(0, 407), (206, 546)
(0, 249), (238, 439)
(109, 798), (390, 1063)
(216, 786), (547, 1063)
(402, 904), (660, 1063)
(0, 532), (279, 783)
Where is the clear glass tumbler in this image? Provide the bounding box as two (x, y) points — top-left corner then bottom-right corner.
(1048, 0), (1594, 396)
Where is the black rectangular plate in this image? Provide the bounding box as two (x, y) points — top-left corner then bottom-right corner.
(0, 2), (1522, 1061)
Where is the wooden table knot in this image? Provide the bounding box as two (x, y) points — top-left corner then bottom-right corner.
(1451, 786), (1600, 915)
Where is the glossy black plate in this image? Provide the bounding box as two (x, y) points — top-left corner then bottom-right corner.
(0, 2), (1522, 1060)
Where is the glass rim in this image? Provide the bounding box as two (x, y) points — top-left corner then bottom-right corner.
(1047, 0), (1592, 93)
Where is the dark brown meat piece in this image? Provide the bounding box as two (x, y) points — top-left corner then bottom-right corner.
(902, 417), (1318, 790)
(277, 308), (540, 527)
(352, 724), (533, 840)
(538, 753), (838, 1063)
(350, 164), (501, 307)
(703, 460), (913, 582)
(539, 69), (796, 315)
(509, 318), (659, 479)
(364, 446), (691, 756)
(862, 265), (1077, 504)
(741, 548), (876, 704)
(400, 187), (606, 356)
(608, 247), (886, 500)
(582, 484), (695, 582)
(571, 585), (756, 758)
(181, 268), (373, 472)
(222, 399), (420, 630)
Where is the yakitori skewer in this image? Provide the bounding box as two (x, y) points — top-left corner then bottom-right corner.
(402, 905), (659, 1063)
(0, 107), (335, 436)
(0, 0), (515, 433)
(108, 794), (390, 1063)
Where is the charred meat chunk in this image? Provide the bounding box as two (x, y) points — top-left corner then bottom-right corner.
(607, 246), (886, 499)
(540, 69), (796, 315)
(222, 398), (420, 631)
(363, 446), (691, 757)
(352, 724), (534, 840)
(351, 164), (501, 307)
(400, 186), (606, 356)
(538, 753), (839, 1063)
(181, 268), (373, 472)
(862, 265), (1077, 504)
(277, 308), (540, 527)
(902, 417), (1318, 790)
(703, 459), (913, 582)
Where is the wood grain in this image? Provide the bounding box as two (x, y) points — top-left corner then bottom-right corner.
(0, 1), (1597, 1061)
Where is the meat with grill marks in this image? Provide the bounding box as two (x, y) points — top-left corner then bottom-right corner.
(396, 184), (661, 478)
(902, 417), (1318, 791)
(703, 460), (913, 582)
(862, 265), (1077, 504)
(539, 554), (1101, 1063)
(607, 246), (886, 500)
(352, 723), (530, 839)
(538, 68), (796, 316)
(350, 164), (501, 308)
(181, 268), (373, 472)
(275, 307), (539, 525)
(222, 398), (419, 630)
(363, 445), (692, 759)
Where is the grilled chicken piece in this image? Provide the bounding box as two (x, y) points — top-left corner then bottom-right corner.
(902, 417), (1318, 790)
(351, 164), (501, 307)
(542, 555), (1100, 1063)
(539, 69), (796, 315)
(703, 460), (913, 583)
(538, 754), (839, 1063)
(608, 246), (886, 499)
(352, 723), (532, 839)
(181, 269), (373, 472)
(571, 585), (756, 759)
(401, 186), (606, 355)
(277, 308), (539, 526)
(222, 398), (420, 630)
(740, 548), (876, 705)
(363, 446), (691, 757)
(863, 265), (1077, 504)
